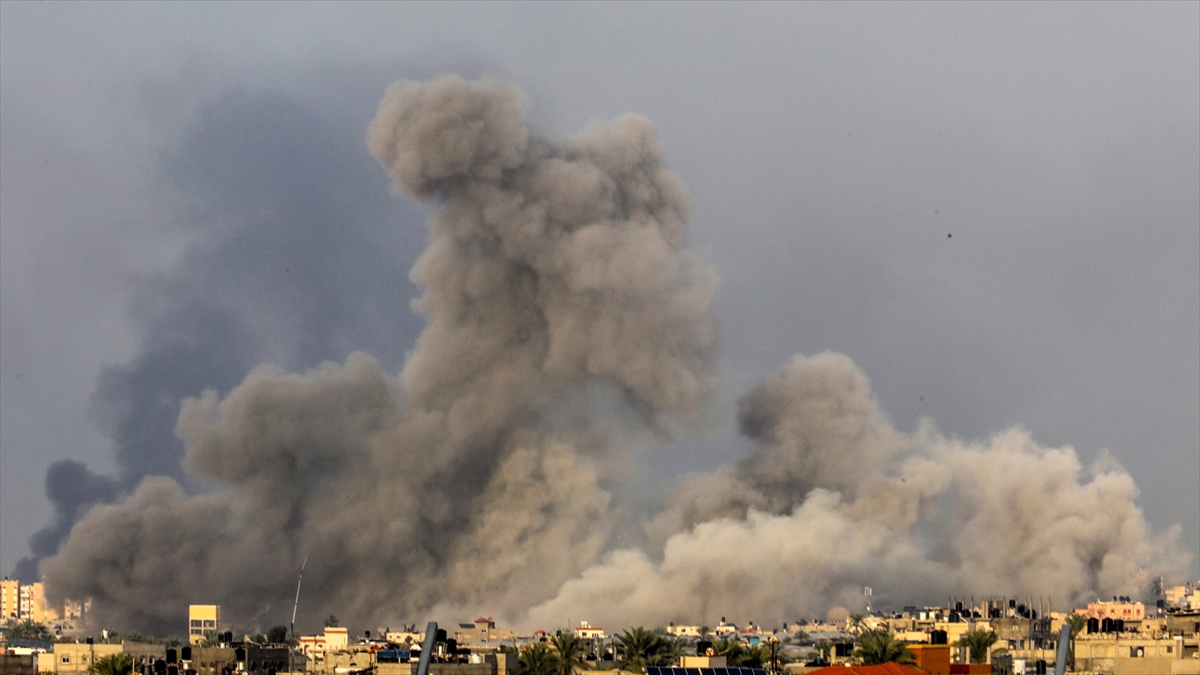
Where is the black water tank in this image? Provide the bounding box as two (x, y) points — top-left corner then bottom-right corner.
(181, 648), (192, 662)
(435, 629), (447, 643)
(167, 665), (178, 675)
(930, 630), (948, 645)
(154, 659), (167, 675)
(1087, 618), (1100, 634)
(167, 649), (178, 664)
(234, 648), (246, 662)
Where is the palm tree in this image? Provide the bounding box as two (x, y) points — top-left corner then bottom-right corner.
(89, 654), (135, 675)
(551, 632), (585, 675)
(814, 639), (833, 662)
(848, 614), (866, 636)
(957, 629), (999, 665)
(515, 643), (560, 675)
(1064, 614), (1087, 670)
(853, 630), (915, 666)
(711, 639), (746, 666)
(617, 628), (659, 673)
(5, 620), (53, 641)
(737, 645), (769, 669)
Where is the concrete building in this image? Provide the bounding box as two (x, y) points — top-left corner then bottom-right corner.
(454, 619), (516, 645)
(665, 625), (702, 638)
(1087, 601), (1146, 622)
(1070, 633), (1200, 675)
(191, 644), (288, 675)
(1168, 584), (1200, 611)
(1, 580), (18, 624)
(297, 627), (350, 663)
(573, 622), (605, 640)
(51, 643), (124, 674)
(907, 644), (950, 675)
(189, 605), (221, 645)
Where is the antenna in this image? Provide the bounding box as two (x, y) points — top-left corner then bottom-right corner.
(291, 556), (308, 641)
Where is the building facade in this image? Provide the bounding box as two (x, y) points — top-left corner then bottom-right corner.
(188, 606), (221, 646)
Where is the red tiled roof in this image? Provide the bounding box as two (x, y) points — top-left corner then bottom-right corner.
(806, 665), (925, 675)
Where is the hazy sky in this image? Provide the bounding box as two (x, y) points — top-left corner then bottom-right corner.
(2, 2), (1197, 581)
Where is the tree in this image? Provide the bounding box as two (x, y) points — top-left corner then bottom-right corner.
(711, 639), (745, 666)
(737, 645), (769, 669)
(267, 626), (289, 644)
(853, 630), (915, 666)
(515, 643), (560, 675)
(201, 630), (220, 647)
(848, 614), (866, 635)
(5, 620), (52, 641)
(551, 632), (585, 675)
(1064, 614), (1087, 670)
(89, 654), (136, 675)
(617, 628), (658, 673)
(648, 633), (682, 668)
(814, 639), (833, 662)
(957, 629), (999, 665)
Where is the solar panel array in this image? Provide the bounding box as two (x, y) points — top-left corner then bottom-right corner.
(647, 668), (767, 675)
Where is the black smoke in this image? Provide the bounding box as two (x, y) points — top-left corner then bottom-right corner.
(12, 86), (426, 582)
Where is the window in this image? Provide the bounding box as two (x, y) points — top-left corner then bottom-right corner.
(1130, 647), (1144, 658)
(62, 657), (71, 664)
(204, 620), (216, 628)
(192, 620), (203, 627)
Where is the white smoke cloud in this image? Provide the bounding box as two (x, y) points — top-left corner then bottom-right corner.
(528, 353), (1187, 628)
(41, 76), (1186, 634)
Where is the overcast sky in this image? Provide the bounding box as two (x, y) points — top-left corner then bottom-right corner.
(2, 1), (1197, 581)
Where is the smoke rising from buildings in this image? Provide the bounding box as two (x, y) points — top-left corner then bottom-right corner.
(38, 76), (1186, 633)
(13, 91), (421, 583)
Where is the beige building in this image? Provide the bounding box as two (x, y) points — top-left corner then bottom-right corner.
(2, 579), (19, 624)
(188, 605), (221, 645)
(1168, 584), (1200, 611)
(298, 627), (350, 662)
(52, 643), (124, 674)
(1087, 601), (1146, 622)
(454, 619), (517, 645)
(572, 622), (605, 640)
(665, 625), (702, 638)
(1070, 633), (1200, 675)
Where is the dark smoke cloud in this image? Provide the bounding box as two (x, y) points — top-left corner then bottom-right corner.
(12, 461), (119, 583)
(43, 74), (718, 633)
(14, 88), (425, 583)
(39, 76), (1184, 635)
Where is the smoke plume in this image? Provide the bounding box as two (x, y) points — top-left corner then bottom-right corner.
(14, 90), (421, 583)
(40, 76), (1184, 634)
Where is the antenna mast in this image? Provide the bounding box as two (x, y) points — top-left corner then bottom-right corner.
(291, 556), (308, 641)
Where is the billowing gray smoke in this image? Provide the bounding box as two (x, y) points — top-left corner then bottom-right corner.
(14, 91), (421, 583)
(42, 76), (1185, 634)
(43, 75), (718, 632)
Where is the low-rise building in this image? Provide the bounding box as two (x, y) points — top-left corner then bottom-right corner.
(454, 619), (516, 646)
(1070, 633), (1200, 675)
(1167, 583), (1200, 611)
(573, 622), (605, 640)
(189, 606), (221, 646)
(1087, 601), (1146, 622)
